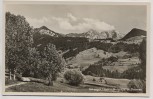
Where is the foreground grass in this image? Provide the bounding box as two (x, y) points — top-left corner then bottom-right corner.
(5, 81), (121, 93)
(5, 78), (21, 86)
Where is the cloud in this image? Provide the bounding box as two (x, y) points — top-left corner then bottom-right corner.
(83, 18), (115, 32)
(67, 13), (77, 21)
(26, 13), (115, 34)
(26, 17), (49, 28)
(51, 14), (115, 33)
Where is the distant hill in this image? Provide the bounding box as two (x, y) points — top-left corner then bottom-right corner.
(33, 26), (64, 48)
(66, 29), (120, 40)
(121, 28), (146, 41)
(35, 26), (63, 37)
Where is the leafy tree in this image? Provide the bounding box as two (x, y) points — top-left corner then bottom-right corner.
(6, 12), (65, 86)
(38, 43), (64, 86)
(5, 12), (33, 80)
(20, 48), (41, 78)
(64, 70), (84, 86)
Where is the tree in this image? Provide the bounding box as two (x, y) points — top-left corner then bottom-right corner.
(139, 38), (146, 80)
(64, 70), (84, 86)
(5, 12), (33, 80)
(138, 38), (146, 92)
(20, 47), (41, 78)
(39, 43), (64, 86)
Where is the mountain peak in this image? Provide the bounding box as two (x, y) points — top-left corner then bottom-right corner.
(66, 29), (121, 40)
(121, 28), (146, 41)
(40, 26), (50, 30)
(36, 26), (62, 37)
(86, 29), (99, 35)
(130, 28), (146, 33)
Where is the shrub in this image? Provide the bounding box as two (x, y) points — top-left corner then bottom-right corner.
(93, 78), (96, 82)
(60, 79), (64, 83)
(108, 56), (118, 62)
(127, 79), (145, 93)
(64, 70), (84, 86)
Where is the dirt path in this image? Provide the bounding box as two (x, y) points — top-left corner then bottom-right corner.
(5, 82), (27, 89)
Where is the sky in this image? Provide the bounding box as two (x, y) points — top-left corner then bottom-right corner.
(5, 4), (147, 34)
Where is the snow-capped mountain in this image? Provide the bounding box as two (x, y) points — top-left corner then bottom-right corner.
(35, 26), (62, 37)
(66, 29), (120, 40)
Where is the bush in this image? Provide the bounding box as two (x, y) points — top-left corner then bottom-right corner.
(64, 70), (84, 86)
(108, 56), (118, 62)
(60, 79), (64, 83)
(93, 78), (96, 82)
(127, 79), (145, 93)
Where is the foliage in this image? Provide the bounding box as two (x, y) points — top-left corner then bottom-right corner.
(92, 78), (96, 82)
(127, 79), (146, 93)
(33, 35), (89, 59)
(139, 38), (146, 80)
(64, 70), (84, 86)
(5, 12), (64, 86)
(5, 12), (33, 79)
(92, 56), (118, 66)
(83, 62), (145, 79)
(109, 42), (140, 53)
(121, 66), (144, 79)
(108, 56), (118, 63)
(21, 48), (41, 77)
(89, 41), (139, 53)
(82, 63), (121, 78)
(34, 43), (64, 85)
(16, 43), (64, 86)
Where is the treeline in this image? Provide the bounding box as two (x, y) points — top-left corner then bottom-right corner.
(89, 41), (140, 53)
(93, 56), (118, 66)
(5, 12), (64, 86)
(33, 33), (89, 51)
(82, 64), (121, 78)
(82, 64), (144, 79)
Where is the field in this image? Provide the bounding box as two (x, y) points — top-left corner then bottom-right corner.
(84, 76), (130, 89)
(66, 47), (113, 70)
(5, 79), (128, 93)
(5, 75), (132, 93)
(102, 66), (136, 73)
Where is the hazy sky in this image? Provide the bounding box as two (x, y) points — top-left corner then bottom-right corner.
(5, 4), (147, 34)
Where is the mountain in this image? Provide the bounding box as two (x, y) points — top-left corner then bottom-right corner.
(121, 28), (146, 41)
(35, 26), (62, 37)
(66, 29), (120, 40)
(33, 26), (62, 48)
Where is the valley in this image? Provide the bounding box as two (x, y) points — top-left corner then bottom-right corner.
(5, 12), (147, 93)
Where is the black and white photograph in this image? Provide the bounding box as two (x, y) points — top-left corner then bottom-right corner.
(3, 1), (150, 96)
